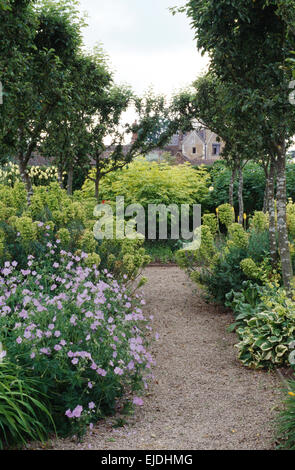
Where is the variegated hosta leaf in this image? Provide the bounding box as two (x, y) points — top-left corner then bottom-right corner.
(289, 350), (295, 366)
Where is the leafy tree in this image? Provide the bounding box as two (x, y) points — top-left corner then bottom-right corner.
(86, 89), (178, 201)
(0, 0), (83, 199)
(174, 0), (295, 289)
(172, 73), (265, 223)
(41, 48), (112, 195)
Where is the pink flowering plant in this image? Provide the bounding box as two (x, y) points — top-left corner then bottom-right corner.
(0, 246), (153, 437)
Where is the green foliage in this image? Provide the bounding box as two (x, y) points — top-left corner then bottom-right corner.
(83, 158), (210, 208)
(228, 223), (249, 249)
(144, 240), (178, 264)
(202, 160), (295, 216)
(199, 245), (249, 304)
(204, 161), (266, 214)
(0, 163), (63, 187)
(176, 212), (271, 304)
(99, 238), (151, 281)
(175, 225), (217, 288)
(83, 158), (211, 239)
(0, 361), (54, 449)
(216, 203), (235, 228)
(0, 250), (153, 439)
(202, 213), (218, 236)
(240, 258), (263, 281)
(227, 286), (295, 369)
(0, 0), (86, 193)
(287, 198), (295, 239)
(249, 211), (269, 233)
(277, 383), (295, 450)
(0, 182), (149, 281)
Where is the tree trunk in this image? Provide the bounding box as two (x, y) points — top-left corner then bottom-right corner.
(58, 166), (64, 189)
(229, 166), (237, 207)
(276, 142), (293, 291)
(95, 173), (100, 201)
(238, 164), (244, 225)
(263, 164), (269, 213)
(268, 155), (277, 267)
(18, 157), (33, 204)
(67, 161), (74, 196)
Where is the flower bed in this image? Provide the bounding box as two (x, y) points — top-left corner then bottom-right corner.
(0, 246), (154, 445)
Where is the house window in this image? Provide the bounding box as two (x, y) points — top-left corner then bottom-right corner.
(192, 147), (196, 154)
(212, 143), (221, 156)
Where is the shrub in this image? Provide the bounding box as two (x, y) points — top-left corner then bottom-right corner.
(287, 199), (295, 239)
(83, 158), (211, 208)
(0, 182), (149, 281)
(175, 225), (216, 272)
(240, 258), (263, 281)
(82, 158), (211, 240)
(216, 203), (235, 228)
(202, 213), (218, 236)
(226, 284), (295, 369)
(249, 211), (269, 233)
(228, 223), (249, 249)
(235, 288), (295, 369)
(176, 219), (271, 304)
(0, 248), (153, 438)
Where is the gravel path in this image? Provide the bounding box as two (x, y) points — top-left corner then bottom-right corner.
(50, 266), (283, 450)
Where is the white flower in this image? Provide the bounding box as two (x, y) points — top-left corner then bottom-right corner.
(0, 343), (7, 363)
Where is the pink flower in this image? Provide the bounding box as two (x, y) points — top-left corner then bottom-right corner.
(72, 405), (83, 418)
(127, 361), (135, 370)
(88, 402), (95, 410)
(114, 367), (124, 376)
(133, 397), (144, 406)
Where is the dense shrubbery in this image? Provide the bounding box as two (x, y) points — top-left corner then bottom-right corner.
(0, 181), (150, 280)
(202, 159), (295, 215)
(82, 158), (211, 240)
(226, 283), (295, 369)
(0, 246), (153, 445)
(0, 178), (153, 447)
(83, 158), (211, 208)
(175, 203), (295, 371)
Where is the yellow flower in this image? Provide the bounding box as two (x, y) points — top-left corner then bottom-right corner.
(288, 392), (295, 397)
(243, 213), (247, 220)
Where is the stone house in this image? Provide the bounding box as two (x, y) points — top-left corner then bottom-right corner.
(146, 127), (225, 166)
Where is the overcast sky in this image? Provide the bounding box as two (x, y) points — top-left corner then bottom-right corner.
(79, 0), (209, 97)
